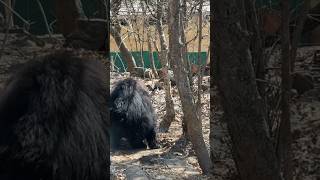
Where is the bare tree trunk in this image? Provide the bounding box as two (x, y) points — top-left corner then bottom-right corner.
(209, 0), (216, 168)
(180, 0), (192, 85)
(3, 0), (13, 28)
(140, 1), (147, 78)
(156, 0), (175, 132)
(245, 0), (265, 98)
(101, 0), (109, 52)
(243, 0), (270, 137)
(110, 0), (136, 72)
(196, 0), (204, 115)
(147, 29), (158, 78)
(54, 0), (85, 36)
(110, 24), (136, 72)
(168, 0), (211, 174)
(54, 0), (107, 50)
(180, 0), (190, 136)
(278, 0), (293, 179)
(212, 1), (281, 179)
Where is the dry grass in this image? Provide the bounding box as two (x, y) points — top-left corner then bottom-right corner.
(110, 16), (210, 52)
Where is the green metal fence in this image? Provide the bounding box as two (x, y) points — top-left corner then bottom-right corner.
(110, 51), (207, 72)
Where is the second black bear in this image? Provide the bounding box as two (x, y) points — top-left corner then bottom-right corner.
(110, 78), (159, 150)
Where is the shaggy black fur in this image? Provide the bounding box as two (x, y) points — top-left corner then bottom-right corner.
(0, 51), (110, 180)
(110, 78), (159, 150)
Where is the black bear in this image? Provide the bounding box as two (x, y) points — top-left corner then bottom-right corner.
(110, 78), (159, 150)
(0, 50), (110, 180)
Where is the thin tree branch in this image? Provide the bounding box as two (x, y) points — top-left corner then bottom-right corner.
(0, 0), (30, 26)
(36, 0), (52, 38)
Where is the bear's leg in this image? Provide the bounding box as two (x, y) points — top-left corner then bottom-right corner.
(146, 128), (159, 149)
(128, 135), (147, 149)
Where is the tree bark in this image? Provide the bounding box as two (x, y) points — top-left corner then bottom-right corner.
(212, 1), (281, 180)
(168, 0), (211, 174)
(54, 0), (86, 36)
(245, 0), (266, 98)
(110, 0), (136, 72)
(278, 0), (293, 179)
(147, 29), (158, 78)
(3, 0), (13, 28)
(54, 0), (107, 50)
(196, 0), (204, 115)
(180, 0), (192, 86)
(156, 0), (175, 132)
(179, 0), (191, 135)
(110, 24), (136, 72)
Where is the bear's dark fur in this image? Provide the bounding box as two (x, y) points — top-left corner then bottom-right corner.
(110, 78), (159, 150)
(0, 51), (110, 180)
